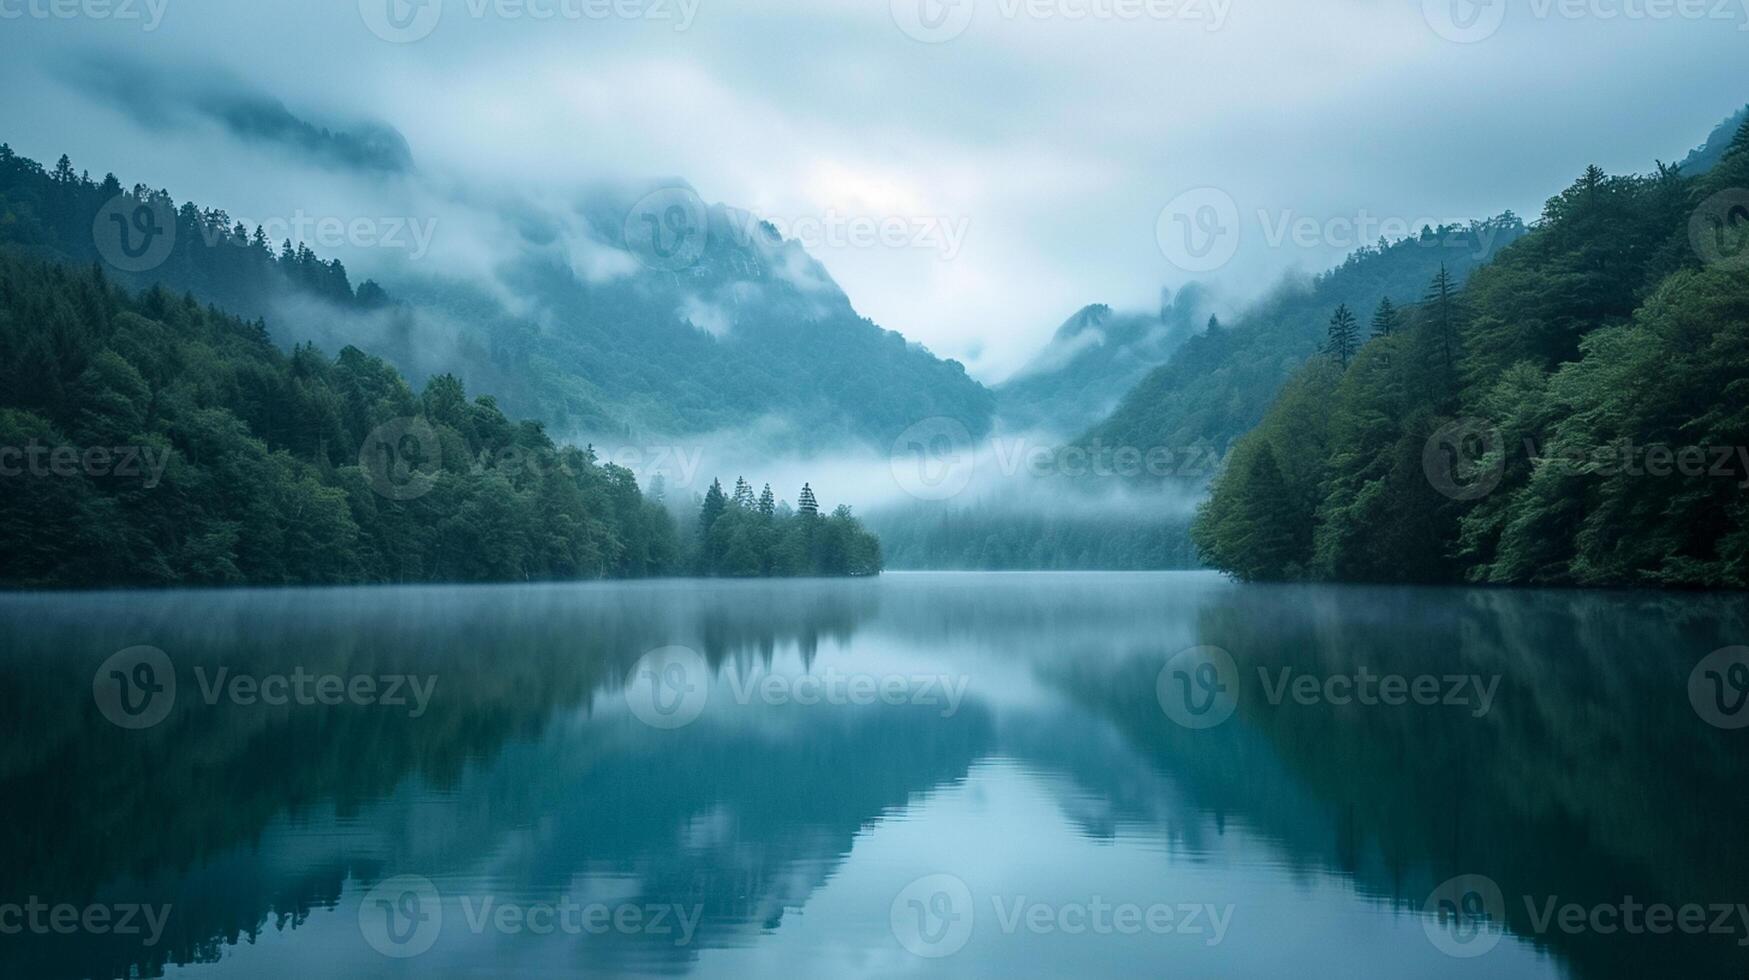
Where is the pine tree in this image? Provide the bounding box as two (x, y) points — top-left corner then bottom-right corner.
(758, 484), (775, 516)
(699, 479), (726, 536)
(1323, 304), (1359, 367)
(797, 483), (819, 517)
(1729, 117), (1749, 161)
(1223, 445), (1305, 581)
(1425, 265), (1461, 376)
(732, 476), (754, 508)
(1371, 297), (1401, 338)
(1206, 314), (1222, 333)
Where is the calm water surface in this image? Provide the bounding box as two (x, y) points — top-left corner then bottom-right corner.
(2, 572), (1746, 978)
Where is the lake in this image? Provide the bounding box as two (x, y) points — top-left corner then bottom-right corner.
(2, 572), (1747, 978)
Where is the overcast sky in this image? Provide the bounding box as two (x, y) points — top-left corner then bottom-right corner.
(0, 0), (1743, 380)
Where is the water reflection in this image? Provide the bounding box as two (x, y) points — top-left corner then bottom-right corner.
(0, 574), (1744, 977)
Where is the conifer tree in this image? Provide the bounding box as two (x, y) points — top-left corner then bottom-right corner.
(1219, 445), (1304, 581)
(1425, 265), (1461, 376)
(732, 476), (754, 508)
(758, 484), (775, 516)
(797, 483), (819, 517)
(1728, 117), (1749, 160)
(699, 479), (726, 536)
(1323, 304), (1359, 367)
(1371, 297), (1401, 338)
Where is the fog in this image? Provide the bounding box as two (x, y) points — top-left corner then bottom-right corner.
(586, 420), (1214, 522)
(2, 0), (1742, 380)
(2, 1), (1742, 528)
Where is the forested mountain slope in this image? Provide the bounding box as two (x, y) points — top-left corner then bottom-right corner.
(992, 285), (1213, 436)
(1193, 122), (1749, 588)
(1081, 216), (1526, 461)
(0, 250), (678, 587)
(0, 145), (993, 449)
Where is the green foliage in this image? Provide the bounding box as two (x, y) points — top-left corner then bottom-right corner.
(1193, 135), (1749, 589)
(1084, 216), (1526, 458)
(692, 480), (882, 577)
(0, 249), (689, 587)
(1190, 360), (1338, 580)
(0, 145), (993, 448)
(0, 146), (372, 318)
(1370, 297), (1401, 338)
(1323, 303), (1360, 367)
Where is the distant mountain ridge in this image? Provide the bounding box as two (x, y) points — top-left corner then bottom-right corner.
(0, 146), (994, 452)
(1081, 215), (1528, 462)
(992, 284), (1213, 436)
(1680, 103), (1749, 174)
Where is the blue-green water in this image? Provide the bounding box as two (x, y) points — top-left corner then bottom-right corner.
(2, 572), (1746, 978)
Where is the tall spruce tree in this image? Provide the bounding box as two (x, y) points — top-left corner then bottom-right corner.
(1425, 264), (1461, 377)
(758, 484), (775, 516)
(699, 479), (726, 536)
(1324, 304), (1360, 367)
(797, 483), (819, 517)
(1223, 446), (1304, 581)
(1371, 297), (1401, 338)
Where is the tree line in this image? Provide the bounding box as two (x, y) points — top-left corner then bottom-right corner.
(0, 248), (884, 586)
(0, 143), (994, 448)
(690, 477), (882, 576)
(1192, 121), (1749, 589)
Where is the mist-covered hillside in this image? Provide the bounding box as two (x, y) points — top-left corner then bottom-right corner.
(1080, 215), (1528, 463)
(992, 284), (1214, 436)
(0, 146), (994, 452)
(1194, 122), (1749, 588)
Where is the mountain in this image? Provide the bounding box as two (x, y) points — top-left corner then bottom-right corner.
(0, 146), (994, 452)
(1193, 118), (1749, 588)
(1680, 102), (1749, 174)
(1081, 215), (1527, 463)
(992, 284), (1212, 436)
(0, 249), (680, 587)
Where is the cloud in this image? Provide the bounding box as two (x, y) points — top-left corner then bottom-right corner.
(0, 0), (1741, 387)
(61, 53), (414, 174)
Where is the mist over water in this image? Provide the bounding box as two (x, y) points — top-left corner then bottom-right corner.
(7, 575), (1746, 977)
